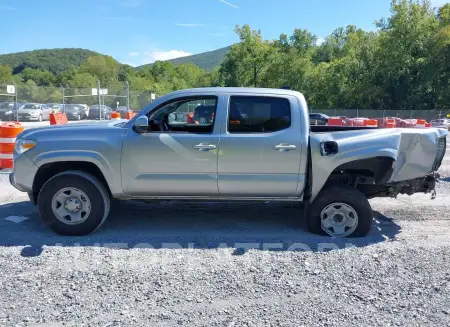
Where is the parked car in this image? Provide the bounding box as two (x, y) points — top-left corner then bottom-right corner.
(16, 103), (52, 121)
(0, 102), (15, 121)
(431, 119), (450, 131)
(62, 104), (88, 121)
(9, 87), (447, 237)
(46, 103), (62, 113)
(309, 113), (329, 125)
(76, 104), (89, 119)
(88, 105), (112, 120)
(117, 106), (130, 119)
(191, 104), (215, 124)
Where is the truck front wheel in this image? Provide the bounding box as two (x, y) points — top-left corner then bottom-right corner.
(37, 171), (110, 236)
(307, 186), (373, 238)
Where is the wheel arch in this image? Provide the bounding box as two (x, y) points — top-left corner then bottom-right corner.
(310, 153), (397, 202)
(31, 161), (112, 205)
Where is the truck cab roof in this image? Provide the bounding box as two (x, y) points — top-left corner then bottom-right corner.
(167, 87), (305, 97)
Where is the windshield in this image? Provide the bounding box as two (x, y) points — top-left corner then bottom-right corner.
(0, 103), (13, 109)
(22, 104), (40, 109)
(64, 105), (79, 111)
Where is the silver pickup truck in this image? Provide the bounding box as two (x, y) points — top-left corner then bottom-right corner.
(10, 88), (447, 238)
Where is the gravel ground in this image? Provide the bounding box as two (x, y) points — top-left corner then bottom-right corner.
(0, 148), (449, 326)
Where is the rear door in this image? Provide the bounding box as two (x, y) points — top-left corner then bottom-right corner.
(217, 95), (304, 197)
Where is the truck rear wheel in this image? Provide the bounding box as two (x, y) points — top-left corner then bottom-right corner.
(306, 186), (373, 238)
(37, 171), (110, 236)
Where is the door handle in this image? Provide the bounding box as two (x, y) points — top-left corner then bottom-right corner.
(194, 143), (217, 151)
(274, 144), (296, 152)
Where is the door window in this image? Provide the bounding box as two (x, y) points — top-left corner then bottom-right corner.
(227, 96), (291, 133)
(148, 96), (218, 134)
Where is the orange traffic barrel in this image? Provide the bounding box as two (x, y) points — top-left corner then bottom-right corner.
(49, 113), (68, 125)
(126, 111), (136, 120)
(416, 119), (426, 128)
(386, 118), (395, 128)
(0, 122), (24, 169)
(386, 122), (395, 128)
(364, 119), (378, 127)
(328, 117), (344, 126)
(111, 111), (121, 120)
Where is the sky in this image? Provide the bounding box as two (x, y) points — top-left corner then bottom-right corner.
(0, 0), (447, 67)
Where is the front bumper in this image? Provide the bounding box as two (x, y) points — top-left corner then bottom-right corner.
(66, 113), (81, 120)
(18, 115), (41, 121)
(9, 172), (27, 192)
(8, 154), (38, 193)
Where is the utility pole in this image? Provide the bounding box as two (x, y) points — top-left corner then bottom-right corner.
(125, 81), (130, 111)
(97, 80), (102, 120)
(12, 80), (18, 121)
(60, 85), (65, 113)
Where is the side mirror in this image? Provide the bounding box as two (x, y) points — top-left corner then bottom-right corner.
(134, 115), (149, 133)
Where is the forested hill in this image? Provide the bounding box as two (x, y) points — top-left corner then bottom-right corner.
(0, 46), (230, 75)
(137, 45), (231, 71)
(0, 48), (102, 75)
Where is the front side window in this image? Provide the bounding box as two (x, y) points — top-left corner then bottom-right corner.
(148, 96), (217, 133)
(227, 96), (291, 133)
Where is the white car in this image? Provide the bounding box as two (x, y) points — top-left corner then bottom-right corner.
(431, 119), (450, 131)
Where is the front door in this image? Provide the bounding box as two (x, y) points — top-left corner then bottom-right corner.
(218, 95), (304, 197)
(121, 95), (221, 197)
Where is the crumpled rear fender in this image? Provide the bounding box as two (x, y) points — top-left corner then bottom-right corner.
(309, 127), (448, 201)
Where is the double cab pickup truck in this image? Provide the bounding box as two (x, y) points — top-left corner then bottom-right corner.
(10, 88), (448, 238)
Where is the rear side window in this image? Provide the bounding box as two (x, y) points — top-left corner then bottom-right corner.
(228, 96), (291, 133)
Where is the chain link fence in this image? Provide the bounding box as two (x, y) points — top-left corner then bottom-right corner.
(313, 109), (449, 121)
(0, 83), (156, 122)
(1, 83), (448, 123)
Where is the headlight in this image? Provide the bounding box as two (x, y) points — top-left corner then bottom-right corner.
(14, 139), (36, 154)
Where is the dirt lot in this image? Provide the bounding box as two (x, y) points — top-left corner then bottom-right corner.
(0, 142), (449, 327)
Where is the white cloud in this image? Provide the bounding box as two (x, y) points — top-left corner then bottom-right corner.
(0, 5), (16, 11)
(175, 23), (206, 27)
(219, 0), (239, 9)
(316, 37), (325, 46)
(127, 49), (192, 65)
(150, 50), (192, 62)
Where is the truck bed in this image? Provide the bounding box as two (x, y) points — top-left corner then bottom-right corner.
(310, 125), (375, 133)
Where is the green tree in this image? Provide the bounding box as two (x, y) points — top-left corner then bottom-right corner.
(220, 25), (276, 87)
(151, 61), (176, 84)
(374, 0), (440, 109)
(175, 63), (204, 87)
(80, 55), (120, 86)
(0, 65), (12, 84)
(20, 68), (56, 86)
(438, 3), (450, 26)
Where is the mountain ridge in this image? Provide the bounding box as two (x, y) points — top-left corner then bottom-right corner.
(0, 46), (231, 76)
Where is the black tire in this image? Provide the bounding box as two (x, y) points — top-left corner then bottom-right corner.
(37, 171), (110, 236)
(306, 186), (373, 238)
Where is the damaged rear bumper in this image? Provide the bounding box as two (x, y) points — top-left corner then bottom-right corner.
(394, 172), (439, 197)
